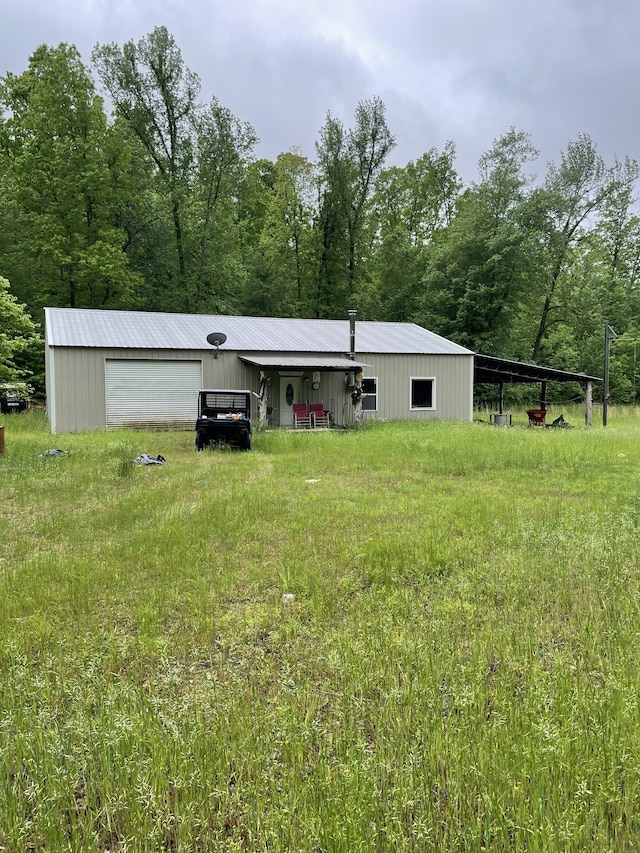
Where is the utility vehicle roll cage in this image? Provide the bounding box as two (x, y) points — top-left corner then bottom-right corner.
(195, 389), (252, 451)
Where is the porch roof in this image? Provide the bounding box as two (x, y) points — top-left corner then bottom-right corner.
(239, 355), (371, 371)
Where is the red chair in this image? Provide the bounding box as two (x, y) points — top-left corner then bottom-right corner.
(310, 402), (329, 429)
(292, 402), (311, 429)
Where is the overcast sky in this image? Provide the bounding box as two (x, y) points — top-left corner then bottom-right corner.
(2, 0), (639, 182)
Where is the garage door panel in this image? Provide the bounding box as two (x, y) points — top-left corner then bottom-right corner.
(105, 360), (202, 430)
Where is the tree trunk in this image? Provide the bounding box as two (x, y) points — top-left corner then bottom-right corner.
(531, 248), (567, 362)
(171, 196), (187, 307)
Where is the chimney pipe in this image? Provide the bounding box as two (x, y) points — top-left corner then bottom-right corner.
(348, 308), (356, 360)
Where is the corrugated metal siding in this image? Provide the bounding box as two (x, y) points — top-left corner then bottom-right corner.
(105, 360), (202, 430)
(50, 347), (106, 434)
(202, 350), (253, 389)
(50, 348), (214, 434)
(360, 354), (473, 422)
(314, 372), (347, 425)
(44, 326), (55, 432)
(47, 345), (473, 433)
(251, 357), (474, 427)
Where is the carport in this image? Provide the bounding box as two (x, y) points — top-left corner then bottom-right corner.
(474, 354), (601, 427)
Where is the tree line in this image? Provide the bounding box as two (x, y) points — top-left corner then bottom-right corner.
(2, 26), (640, 401)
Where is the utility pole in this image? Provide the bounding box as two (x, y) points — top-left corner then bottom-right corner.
(603, 324), (618, 427)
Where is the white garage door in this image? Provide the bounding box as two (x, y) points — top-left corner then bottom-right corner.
(105, 359), (202, 430)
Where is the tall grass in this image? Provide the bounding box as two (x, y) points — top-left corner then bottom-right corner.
(1, 410), (640, 850)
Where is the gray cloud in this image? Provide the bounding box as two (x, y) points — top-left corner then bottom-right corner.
(2, 0), (639, 182)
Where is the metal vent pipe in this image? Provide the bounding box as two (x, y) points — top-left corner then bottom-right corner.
(348, 308), (356, 360)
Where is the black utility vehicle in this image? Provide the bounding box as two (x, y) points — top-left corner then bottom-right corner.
(195, 389), (252, 451)
(0, 383), (29, 414)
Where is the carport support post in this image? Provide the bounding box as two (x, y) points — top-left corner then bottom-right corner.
(498, 382), (504, 414)
(585, 381), (592, 428)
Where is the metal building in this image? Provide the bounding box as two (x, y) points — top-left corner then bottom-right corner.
(44, 308), (474, 434)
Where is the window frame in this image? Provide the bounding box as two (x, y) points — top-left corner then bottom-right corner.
(361, 376), (378, 412)
(409, 376), (436, 411)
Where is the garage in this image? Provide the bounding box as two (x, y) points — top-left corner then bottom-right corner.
(105, 359), (202, 430)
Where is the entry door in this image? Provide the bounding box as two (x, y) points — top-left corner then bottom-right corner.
(279, 376), (302, 426)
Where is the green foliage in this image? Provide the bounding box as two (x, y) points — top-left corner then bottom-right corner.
(417, 131), (538, 354)
(315, 97), (396, 317)
(0, 276), (41, 383)
(242, 150), (316, 317)
(0, 44), (143, 312)
(372, 143), (461, 321)
(92, 26), (258, 313)
(92, 27), (200, 306)
(189, 98), (258, 312)
(527, 136), (638, 362)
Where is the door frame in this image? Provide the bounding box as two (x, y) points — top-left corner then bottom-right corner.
(279, 375), (303, 426)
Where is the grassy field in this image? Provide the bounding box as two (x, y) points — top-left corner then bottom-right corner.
(1, 408), (640, 851)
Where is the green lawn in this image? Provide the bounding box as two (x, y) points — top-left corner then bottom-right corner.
(1, 409), (640, 851)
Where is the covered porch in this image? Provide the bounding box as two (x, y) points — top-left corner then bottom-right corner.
(239, 355), (370, 428)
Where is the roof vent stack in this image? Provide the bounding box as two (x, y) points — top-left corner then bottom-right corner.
(348, 308), (356, 360)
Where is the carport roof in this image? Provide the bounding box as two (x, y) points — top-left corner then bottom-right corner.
(474, 354), (601, 384)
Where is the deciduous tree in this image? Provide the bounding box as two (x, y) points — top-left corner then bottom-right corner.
(0, 44), (142, 311)
(0, 276), (41, 384)
(93, 27), (199, 307)
(371, 143), (461, 321)
(528, 135), (638, 361)
(314, 97), (395, 316)
(189, 98), (257, 311)
(418, 130), (537, 354)
(244, 150), (315, 317)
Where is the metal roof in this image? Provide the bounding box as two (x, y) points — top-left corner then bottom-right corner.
(474, 354), (601, 384)
(44, 308), (473, 356)
(240, 355), (371, 370)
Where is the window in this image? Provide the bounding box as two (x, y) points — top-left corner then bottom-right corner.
(410, 377), (435, 410)
(362, 377), (378, 412)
